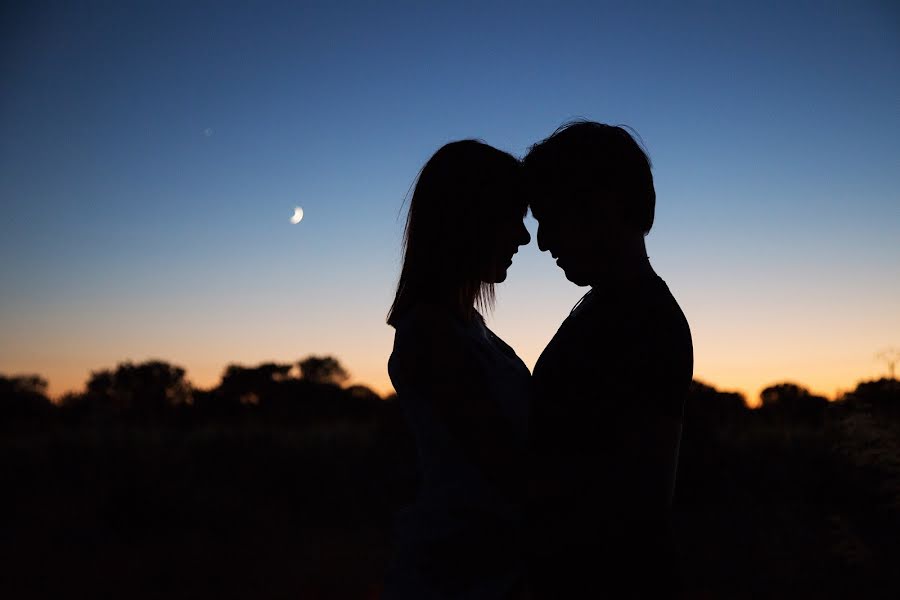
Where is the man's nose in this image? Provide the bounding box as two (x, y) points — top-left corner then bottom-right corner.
(536, 224), (549, 252)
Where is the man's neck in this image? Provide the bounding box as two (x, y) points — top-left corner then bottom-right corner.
(590, 238), (655, 288)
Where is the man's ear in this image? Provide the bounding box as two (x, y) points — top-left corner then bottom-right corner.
(582, 194), (612, 227)
(594, 194), (629, 228)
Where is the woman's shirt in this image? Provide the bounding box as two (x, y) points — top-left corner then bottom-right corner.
(388, 304), (531, 521)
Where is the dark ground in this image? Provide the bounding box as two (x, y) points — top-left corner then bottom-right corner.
(3, 392), (899, 599)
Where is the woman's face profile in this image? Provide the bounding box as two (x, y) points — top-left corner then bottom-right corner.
(483, 209), (530, 284)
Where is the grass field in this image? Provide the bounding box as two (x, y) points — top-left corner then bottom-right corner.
(3, 394), (899, 599)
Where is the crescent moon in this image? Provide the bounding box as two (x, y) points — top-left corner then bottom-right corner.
(290, 207), (304, 224)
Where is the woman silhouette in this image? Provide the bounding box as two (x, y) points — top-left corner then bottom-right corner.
(383, 140), (532, 599)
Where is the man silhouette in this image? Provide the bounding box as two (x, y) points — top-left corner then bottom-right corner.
(523, 121), (693, 597)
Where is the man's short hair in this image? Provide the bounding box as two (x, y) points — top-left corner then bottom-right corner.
(523, 121), (656, 235)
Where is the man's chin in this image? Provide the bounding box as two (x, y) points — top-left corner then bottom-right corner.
(561, 266), (592, 287)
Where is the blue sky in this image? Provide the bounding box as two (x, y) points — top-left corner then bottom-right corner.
(2, 0), (898, 401)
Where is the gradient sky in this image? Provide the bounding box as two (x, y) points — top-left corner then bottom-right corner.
(2, 1), (898, 406)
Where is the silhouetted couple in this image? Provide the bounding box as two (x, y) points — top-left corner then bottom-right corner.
(384, 121), (693, 599)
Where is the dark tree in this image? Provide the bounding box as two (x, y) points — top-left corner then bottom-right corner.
(84, 360), (191, 420)
(345, 385), (381, 403)
(219, 362), (293, 405)
(298, 356), (349, 385)
(188, 361), (296, 420)
(838, 378), (900, 418)
(759, 382), (828, 425)
(685, 379), (748, 428)
(340, 384), (384, 421)
(760, 382), (826, 408)
(1, 374), (48, 397)
(677, 380), (751, 500)
(0, 373), (54, 422)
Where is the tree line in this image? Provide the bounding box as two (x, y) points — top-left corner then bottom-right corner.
(0, 355), (387, 429)
(1, 355), (898, 430)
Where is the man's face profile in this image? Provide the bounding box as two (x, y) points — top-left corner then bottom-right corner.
(533, 186), (632, 286)
(533, 191), (601, 286)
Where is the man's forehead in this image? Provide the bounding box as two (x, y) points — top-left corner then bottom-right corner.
(527, 199), (548, 219)
(528, 201), (568, 222)
(529, 190), (589, 218)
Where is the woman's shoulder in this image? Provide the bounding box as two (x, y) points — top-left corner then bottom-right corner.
(390, 304), (473, 372)
(392, 302), (465, 340)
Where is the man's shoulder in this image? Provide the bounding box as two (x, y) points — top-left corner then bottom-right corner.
(535, 278), (691, 370)
(533, 309), (616, 384)
(642, 277), (692, 342)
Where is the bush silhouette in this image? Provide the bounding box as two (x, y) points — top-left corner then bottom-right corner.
(0, 374), (53, 423)
(758, 382), (828, 425)
(838, 378), (900, 417)
(298, 355), (349, 385)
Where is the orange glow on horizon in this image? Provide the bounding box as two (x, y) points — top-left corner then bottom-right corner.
(4, 261), (896, 411)
(11, 354), (892, 409)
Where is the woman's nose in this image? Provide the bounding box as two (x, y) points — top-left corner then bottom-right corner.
(517, 222), (531, 246)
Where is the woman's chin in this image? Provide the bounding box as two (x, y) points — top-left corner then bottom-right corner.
(484, 269), (509, 284)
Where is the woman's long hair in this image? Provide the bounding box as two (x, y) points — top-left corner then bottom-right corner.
(387, 140), (524, 327)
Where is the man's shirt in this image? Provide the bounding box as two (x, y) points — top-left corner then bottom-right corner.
(530, 270), (693, 549)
